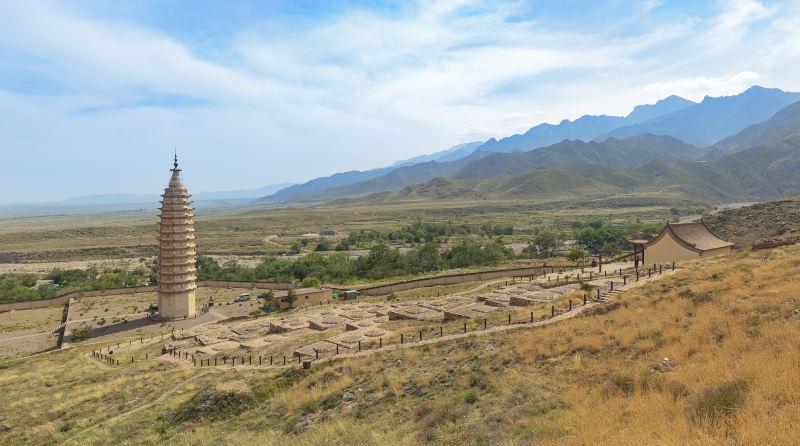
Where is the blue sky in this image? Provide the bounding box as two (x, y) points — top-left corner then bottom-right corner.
(1, 0), (799, 203)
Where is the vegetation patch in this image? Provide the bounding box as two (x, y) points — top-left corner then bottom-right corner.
(692, 379), (749, 423)
(168, 388), (255, 423)
(678, 288), (714, 305)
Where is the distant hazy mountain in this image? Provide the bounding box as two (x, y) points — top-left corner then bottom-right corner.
(392, 141), (484, 167)
(261, 142), (484, 203)
(308, 155), (481, 201)
(262, 167), (393, 203)
(705, 100), (800, 159)
(454, 134), (703, 180)
(57, 193), (158, 205)
(474, 95), (695, 154)
(55, 183), (293, 206)
(193, 183), (293, 200)
(598, 86), (800, 146)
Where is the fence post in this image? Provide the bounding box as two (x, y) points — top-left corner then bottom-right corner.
(583, 294), (587, 305)
(508, 314), (512, 325)
(483, 319), (487, 330)
(283, 355), (286, 365)
(259, 356), (262, 365)
(336, 344), (339, 355)
(551, 305), (555, 318)
(379, 337), (383, 348)
(400, 334), (404, 344)
(215, 358), (217, 366)
(463, 322), (467, 333)
(316, 349), (319, 359)
(610, 281), (614, 292)
(623, 276), (627, 286)
(648, 269), (651, 278)
(569, 300), (572, 311)
(270, 356), (273, 365)
(358, 341), (362, 352)
(419, 331), (422, 342)
(530, 311), (534, 323)
(672, 261), (675, 271)
(597, 288), (600, 300)
(659, 265), (662, 274)
(440, 326), (443, 337)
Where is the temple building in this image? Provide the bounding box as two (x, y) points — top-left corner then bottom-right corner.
(157, 155), (197, 319)
(635, 221), (734, 264)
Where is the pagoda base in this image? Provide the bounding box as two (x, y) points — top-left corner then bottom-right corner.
(158, 289), (196, 320)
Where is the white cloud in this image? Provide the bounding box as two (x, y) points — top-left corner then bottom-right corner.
(1, 0), (800, 201)
(643, 71), (761, 101)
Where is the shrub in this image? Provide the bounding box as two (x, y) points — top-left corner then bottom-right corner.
(678, 288), (714, 305)
(300, 276), (321, 288)
(693, 379), (749, 422)
(464, 389), (478, 404)
(72, 325), (91, 342)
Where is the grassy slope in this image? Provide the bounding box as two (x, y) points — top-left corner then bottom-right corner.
(2, 245), (799, 444)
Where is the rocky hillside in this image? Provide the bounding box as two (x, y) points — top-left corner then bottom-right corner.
(704, 198), (800, 247)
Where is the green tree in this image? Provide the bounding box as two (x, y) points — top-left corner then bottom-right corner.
(565, 246), (587, 265)
(261, 290), (276, 311)
(314, 239), (332, 252)
(532, 230), (560, 258)
(300, 276), (321, 288)
(284, 289), (297, 309)
(600, 242), (620, 257)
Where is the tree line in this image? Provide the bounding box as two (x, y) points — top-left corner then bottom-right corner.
(197, 238), (515, 284)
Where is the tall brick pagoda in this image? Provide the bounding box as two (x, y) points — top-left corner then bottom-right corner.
(157, 154), (197, 319)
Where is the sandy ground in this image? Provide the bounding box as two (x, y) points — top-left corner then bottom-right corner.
(0, 306), (63, 358)
(0, 258), (152, 274)
(0, 255), (265, 274)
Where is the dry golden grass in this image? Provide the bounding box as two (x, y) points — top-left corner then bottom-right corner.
(1, 245), (799, 445)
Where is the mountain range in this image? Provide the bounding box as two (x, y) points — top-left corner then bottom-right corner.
(260, 85), (800, 204)
(596, 86), (800, 146)
(475, 95), (695, 154)
(347, 98), (800, 204)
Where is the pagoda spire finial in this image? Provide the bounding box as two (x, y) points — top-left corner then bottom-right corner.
(173, 149), (179, 169)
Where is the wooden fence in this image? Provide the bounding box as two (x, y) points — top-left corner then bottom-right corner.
(85, 262), (677, 371)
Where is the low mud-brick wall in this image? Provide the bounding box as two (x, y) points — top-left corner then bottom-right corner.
(354, 265), (570, 296)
